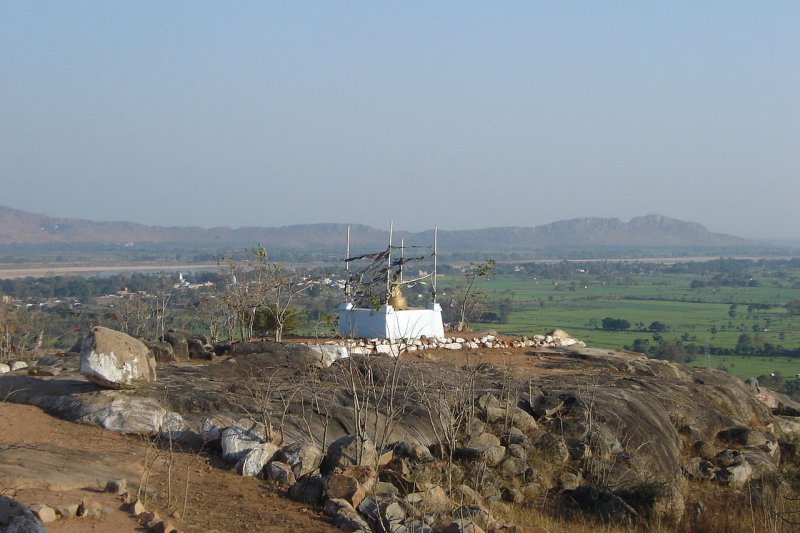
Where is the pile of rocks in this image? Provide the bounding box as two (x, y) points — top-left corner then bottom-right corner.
(201, 416), (525, 532)
(305, 329), (585, 359)
(0, 484), (136, 533)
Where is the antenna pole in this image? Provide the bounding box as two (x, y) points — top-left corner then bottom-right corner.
(400, 237), (404, 284)
(386, 221), (393, 304)
(345, 225), (351, 302)
(433, 225), (438, 304)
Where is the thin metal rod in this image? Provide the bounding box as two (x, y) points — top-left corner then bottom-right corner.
(345, 225), (351, 301)
(433, 225), (438, 303)
(386, 221), (393, 304)
(400, 238), (404, 284)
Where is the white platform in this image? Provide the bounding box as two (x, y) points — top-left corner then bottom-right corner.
(337, 302), (445, 340)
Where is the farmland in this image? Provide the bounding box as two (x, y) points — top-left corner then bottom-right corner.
(438, 259), (800, 378)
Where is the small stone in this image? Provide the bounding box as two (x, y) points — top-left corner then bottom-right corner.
(9, 360), (29, 371)
(55, 502), (80, 518)
(105, 478), (128, 495)
(137, 510), (160, 526)
(77, 498), (104, 518)
(124, 498), (146, 516)
(150, 520), (179, 533)
(29, 503), (57, 524)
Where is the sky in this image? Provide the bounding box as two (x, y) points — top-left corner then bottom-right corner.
(1, 2), (799, 239)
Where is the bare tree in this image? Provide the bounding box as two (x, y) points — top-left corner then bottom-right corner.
(250, 246), (314, 342)
(449, 259), (495, 332)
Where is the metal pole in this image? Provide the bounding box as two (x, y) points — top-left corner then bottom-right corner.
(400, 238), (404, 284)
(345, 225), (351, 302)
(386, 221), (393, 304)
(433, 225), (438, 304)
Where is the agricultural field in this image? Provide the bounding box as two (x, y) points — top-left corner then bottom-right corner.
(438, 260), (800, 378)
(687, 355), (800, 382)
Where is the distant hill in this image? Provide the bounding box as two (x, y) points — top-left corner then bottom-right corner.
(0, 205), (756, 255)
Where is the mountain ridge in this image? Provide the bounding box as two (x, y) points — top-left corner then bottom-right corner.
(0, 205), (754, 251)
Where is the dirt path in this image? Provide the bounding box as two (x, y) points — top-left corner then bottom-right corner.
(0, 403), (338, 532)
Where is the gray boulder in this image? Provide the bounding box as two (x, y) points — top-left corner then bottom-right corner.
(289, 473), (324, 504)
(323, 498), (371, 533)
(162, 331), (189, 360)
(144, 340), (175, 363)
(235, 442), (280, 477)
(221, 419), (267, 464)
(79, 327), (156, 389)
(321, 435), (377, 474)
(278, 442), (323, 478)
(265, 461), (296, 486)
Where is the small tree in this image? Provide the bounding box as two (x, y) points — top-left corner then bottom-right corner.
(601, 317), (631, 331)
(249, 246), (314, 342)
(450, 259), (495, 332)
(253, 303), (301, 338)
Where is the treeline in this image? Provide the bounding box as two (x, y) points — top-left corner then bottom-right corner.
(492, 257), (800, 284)
(625, 334), (800, 363)
(0, 272), (223, 302)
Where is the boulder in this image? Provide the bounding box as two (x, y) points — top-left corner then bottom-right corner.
(235, 442), (279, 477)
(307, 344), (349, 367)
(716, 426), (767, 447)
(443, 519), (486, 533)
(358, 496), (407, 533)
(144, 340), (175, 363)
(264, 461), (296, 486)
(323, 473), (366, 508)
(389, 440), (435, 462)
(79, 327), (156, 389)
(162, 331), (189, 360)
(221, 419), (267, 464)
(534, 432), (570, 464)
(288, 473), (324, 504)
(9, 361), (28, 371)
(278, 442), (323, 478)
(0, 363), (10, 374)
(684, 457), (715, 480)
(405, 485), (452, 513)
(560, 485), (637, 522)
(321, 435), (377, 474)
(76, 394), (185, 436)
(200, 415), (236, 446)
(323, 498), (372, 533)
(28, 504), (56, 524)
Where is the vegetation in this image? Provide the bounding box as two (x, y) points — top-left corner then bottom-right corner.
(3, 254), (800, 398)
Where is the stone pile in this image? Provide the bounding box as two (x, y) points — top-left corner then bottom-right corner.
(0, 485), (142, 533)
(304, 329), (585, 359)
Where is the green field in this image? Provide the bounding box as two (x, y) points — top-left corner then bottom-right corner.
(688, 355), (800, 382)
(436, 262), (800, 385)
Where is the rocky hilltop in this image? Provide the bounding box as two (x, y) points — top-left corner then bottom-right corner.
(0, 205), (754, 253)
(2, 328), (800, 532)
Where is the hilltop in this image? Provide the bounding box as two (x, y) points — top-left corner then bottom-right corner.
(0, 206), (757, 256)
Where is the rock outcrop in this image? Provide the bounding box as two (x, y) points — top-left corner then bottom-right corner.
(79, 327), (156, 389)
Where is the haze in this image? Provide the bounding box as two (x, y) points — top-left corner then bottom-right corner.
(1, 2), (798, 240)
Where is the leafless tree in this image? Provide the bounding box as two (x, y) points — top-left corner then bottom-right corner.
(449, 259), (495, 332)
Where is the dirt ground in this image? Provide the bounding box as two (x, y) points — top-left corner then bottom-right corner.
(0, 403), (339, 533)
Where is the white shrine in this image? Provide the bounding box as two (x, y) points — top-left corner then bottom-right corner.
(337, 224), (445, 340)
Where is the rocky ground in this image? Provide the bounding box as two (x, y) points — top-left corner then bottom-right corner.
(2, 328), (800, 532)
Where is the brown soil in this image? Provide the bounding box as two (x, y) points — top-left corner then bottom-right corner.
(0, 403), (339, 533)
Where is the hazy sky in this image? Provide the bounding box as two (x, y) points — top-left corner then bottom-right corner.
(2, 2), (798, 239)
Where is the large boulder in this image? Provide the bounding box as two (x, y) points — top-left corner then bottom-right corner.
(79, 327), (156, 389)
(162, 331), (190, 361)
(143, 340), (175, 363)
(321, 435), (377, 474)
